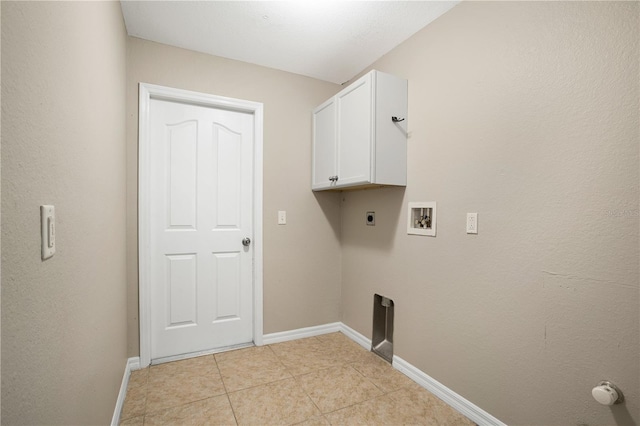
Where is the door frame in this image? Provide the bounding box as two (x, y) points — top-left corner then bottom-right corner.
(138, 83), (264, 367)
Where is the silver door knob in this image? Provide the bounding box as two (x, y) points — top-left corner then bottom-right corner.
(242, 237), (251, 247)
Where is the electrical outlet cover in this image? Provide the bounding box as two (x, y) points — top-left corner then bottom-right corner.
(466, 213), (478, 234)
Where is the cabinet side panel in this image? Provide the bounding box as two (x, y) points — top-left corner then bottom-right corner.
(374, 72), (408, 185)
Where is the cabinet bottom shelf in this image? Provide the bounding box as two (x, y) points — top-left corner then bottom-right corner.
(312, 183), (405, 192)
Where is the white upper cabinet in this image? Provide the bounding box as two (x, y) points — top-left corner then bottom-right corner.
(312, 70), (407, 191)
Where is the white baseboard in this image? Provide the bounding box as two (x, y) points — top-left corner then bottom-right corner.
(392, 355), (506, 426)
(128, 357), (141, 371)
(111, 357), (140, 426)
(337, 323), (505, 426)
(339, 322), (372, 350)
(262, 322), (342, 345)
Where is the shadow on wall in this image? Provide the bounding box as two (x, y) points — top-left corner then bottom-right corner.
(612, 404), (635, 426)
(341, 186), (406, 251)
(313, 190), (342, 240)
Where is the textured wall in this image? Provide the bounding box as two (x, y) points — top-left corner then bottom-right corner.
(340, 2), (639, 425)
(126, 38), (342, 356)
(1, 2), (127, 424)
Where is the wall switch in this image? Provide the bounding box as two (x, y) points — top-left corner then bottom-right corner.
(278, 210), (287, 225)
(41, 205), (56, 259)
(466, 213), (478, 234)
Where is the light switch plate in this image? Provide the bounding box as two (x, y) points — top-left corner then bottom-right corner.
(41, 205), (55, 259)
(278, 210), (287, 225)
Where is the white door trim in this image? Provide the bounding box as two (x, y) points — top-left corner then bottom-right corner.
(138, 83), (264, 368)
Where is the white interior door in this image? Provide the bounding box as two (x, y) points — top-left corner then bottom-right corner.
(148, 97), (254, 361)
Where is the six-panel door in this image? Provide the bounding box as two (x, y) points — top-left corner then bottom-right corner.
(149, 98), (254, 360)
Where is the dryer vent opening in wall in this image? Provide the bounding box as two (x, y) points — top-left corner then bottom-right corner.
(372, 294), (394, 363)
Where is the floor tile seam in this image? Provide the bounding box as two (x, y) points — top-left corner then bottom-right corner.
(148, 354), (216, 371)
(272, 353), (337, 370)
(220, 364), (292, 381)
(263, 350), (305, 375)
(293, 368), (384, 417)
(289, 360), (348, 379)
(217, 355), (288, 372)
(121, 393), (149, 422)
(323, 392), (426, 424)
(214, 346), (258, 364)
(213, 352), (238, 412)
(148, 367), (221, 382)
(266, 336), (324, 353)
(316, 393), (383, 418)
(212, 352), (231, 393)
(290, 414), (330, 426)
(337, 362), (384, 388)
(215, 346), (273, 365)
(221, 371), (295, 394)
(268, 348), (330, 363)
(226, 374), (322, 423)
(223, 392), (240, 426)
(121, 382), (149, 420)
(354, 367), (414, 395)
(375, 381), (415, 396)
(144, 386), (228, 415)
(344, 361), (404, 395)
(143, 393), (229, 418)
(126, 374), (150, 391)
(226, 375), (295, 397)
(265, 343), (292, 371)
(294, 375), (324, 419)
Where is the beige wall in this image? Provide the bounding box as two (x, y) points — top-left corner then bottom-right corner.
(126, 38), (342, 356)
(1, 2), (127, 424)
(340, 2), (639, 425)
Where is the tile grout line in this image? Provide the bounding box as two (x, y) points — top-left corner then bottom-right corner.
(291, 373), (324, 421)
(346, 358), (411, 396)
(213, 354), (240, 426)
(269, 337), (351, 424)
(268, 342), (327, 425)
(142, 356), (231, 421)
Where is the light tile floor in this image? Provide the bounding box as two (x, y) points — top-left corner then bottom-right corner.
(120, 332), (476, 425)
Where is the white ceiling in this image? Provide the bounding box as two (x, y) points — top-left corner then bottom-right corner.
(120, 1), (459, 84)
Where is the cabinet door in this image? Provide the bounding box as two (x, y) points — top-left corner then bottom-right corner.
(336, 73), (372, 188)
(312, 98), (337, 190)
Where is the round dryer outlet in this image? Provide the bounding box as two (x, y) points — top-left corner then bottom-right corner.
(366, 212), (375, 226)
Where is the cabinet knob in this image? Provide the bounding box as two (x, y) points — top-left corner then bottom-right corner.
(392, 116), (405, 123)
(328, 176), (339, 182)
